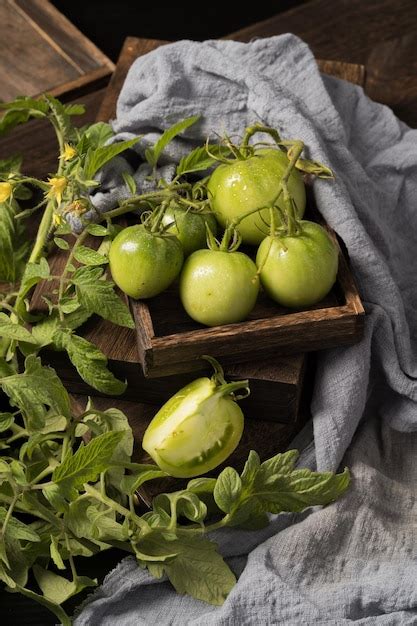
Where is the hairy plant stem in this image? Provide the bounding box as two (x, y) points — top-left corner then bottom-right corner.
(0, 494), (18, 541)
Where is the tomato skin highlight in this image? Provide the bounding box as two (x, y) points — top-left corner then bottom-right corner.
(161, 206), (218, 257)
(109, 224), (183, 299)
(207, 149), (306, 246)
(256, 221), (339, 308)
(179, 249), (259, 326)
(142, 377), (244, 478)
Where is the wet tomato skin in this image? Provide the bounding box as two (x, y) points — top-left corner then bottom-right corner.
(207, 149), (306, 246)
(256, 220), (339, 308)
(179, 249), (260, 326)
(161, 206), (218, 257)
(109, 224), (183, 299)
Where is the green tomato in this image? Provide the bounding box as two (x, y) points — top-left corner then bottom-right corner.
(109, 224), (183, 299)
(207, 149), (306, 246)
(161, 206), (218, 257)
(180, 249), (259, 326)
(256, 220), (339, 308)
(142, 373), (245, 478)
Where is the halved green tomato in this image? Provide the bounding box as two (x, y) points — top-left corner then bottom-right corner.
(142, 375), (245, 478)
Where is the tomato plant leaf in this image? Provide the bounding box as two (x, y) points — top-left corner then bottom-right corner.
(83, 138), (140, 180)
(70, 266), (134, 329)
(122, 170), (137, 195)
(145, 116), (200, 168)
(213, 467), (242, 514)
(137, 530), (236, 606)
(53, 237), (70, 250)
(53, 430), (125, 489)
(0, 313), (37, 343)
(121, 465), (168, 494)
(54, 330), (127, 396)
(0, 507), (40, 542)
(73, 245), (108, 266)
(0, 355), (71, 429)
(176, 144), (230, 176)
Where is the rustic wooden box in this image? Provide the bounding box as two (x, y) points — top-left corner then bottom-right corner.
(134, 222), (364, 377)
(96, 38), (365, 378)
(0, 0), (114, 103)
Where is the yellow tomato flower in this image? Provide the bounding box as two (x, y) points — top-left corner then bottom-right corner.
(62, 143), (77, 161)
(47, 176), (67, 205)
(52, 212), (64, 227)
(0, 182), (12, 203)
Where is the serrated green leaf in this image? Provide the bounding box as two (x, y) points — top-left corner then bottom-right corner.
(122, 171), (137, 194)
(73, 245), (108, 266)
(71, 266), (134, 329)
(240, 450), (261, 487)
(53, 236), (70, 250)
(12, 583), (72, 625)
(146, 116), (199, 167)
(53, 430), (125, 489)
(214, 467), (242, 514)
(84, 138), (139, 179)
(80, 122), (114, 152)
(176, 143), (230, 176)
(139, 530), (235, 606)
(121, 465), (168, 494)
(259, 449), (299, 477)
(33, 565), (96, 605)
(0, 355), (71, 430)
(17, 258), (50, 315)
(0, 358), (15, 377)
(0, 97), (48, 135)
(54, 329), (126, 395)
(0, 155), (22, 174)
(81, 406), (133, 487)
(86, 223), (108, 236)
(187, 477), (217, 495)
(64, 103), (86, 116)
(0, 312), (37, 343)
(0, 507), (41, 542)
(0, 197), (29, 283)
(0, 412), (14, 432)
(50, 534), (66, 570)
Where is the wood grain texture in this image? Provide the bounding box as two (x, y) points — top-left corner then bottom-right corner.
(231, 0), (417, 64)
(231, 0), (417, 127)
(0, 0), (113, 102)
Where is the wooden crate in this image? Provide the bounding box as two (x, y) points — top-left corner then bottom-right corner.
(99, 37), (365, 378)
(0, 0), (114, 102)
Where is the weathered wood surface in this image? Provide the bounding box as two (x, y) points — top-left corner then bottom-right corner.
(231, 0), (417, 128)
(0, 0), (114, 102)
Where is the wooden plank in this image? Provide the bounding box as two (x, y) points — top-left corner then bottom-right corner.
(39, 348), (305, 424)
(0, 0), (113, 102)
(230, 0), (417, 65)
(230, 1), (417, 127)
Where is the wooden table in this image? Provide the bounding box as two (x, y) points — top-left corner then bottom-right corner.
(1, 2), (415, 623)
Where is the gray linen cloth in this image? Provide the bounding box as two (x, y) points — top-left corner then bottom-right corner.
(75, 35), (417, 624)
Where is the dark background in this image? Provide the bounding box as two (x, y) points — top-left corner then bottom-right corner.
(52, 1), (306, 61)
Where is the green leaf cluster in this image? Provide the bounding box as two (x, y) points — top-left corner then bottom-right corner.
(0, 356), (350, 623)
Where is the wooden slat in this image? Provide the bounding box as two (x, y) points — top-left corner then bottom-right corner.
(0, 0), (113, 102)
(230, 0), (417, 65)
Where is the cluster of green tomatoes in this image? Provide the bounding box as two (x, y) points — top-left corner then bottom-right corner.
(109, 128), (339, 327)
